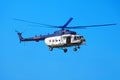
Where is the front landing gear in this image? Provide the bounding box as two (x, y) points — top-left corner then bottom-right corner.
(73, 48), (77, 51)
(49, 47), (53, 51)
(73, 46), (80, 52)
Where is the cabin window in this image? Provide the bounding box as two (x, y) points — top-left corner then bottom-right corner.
(56, 39), (58, 42)
(49, 40), (51, 42)
(52, 40), (54, 42)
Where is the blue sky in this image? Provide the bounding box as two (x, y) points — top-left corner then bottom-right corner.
(0, 0), (120, 80)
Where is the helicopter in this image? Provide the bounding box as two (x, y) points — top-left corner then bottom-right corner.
(15, 17), (116, 53)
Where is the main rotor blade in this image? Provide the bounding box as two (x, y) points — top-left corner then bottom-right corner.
(66, 23), (116, 29)
(13, 18), (56, 27)
(62, 17), (73, 30)
(13, 18), (116, 29)
(49, 26), (86, 29)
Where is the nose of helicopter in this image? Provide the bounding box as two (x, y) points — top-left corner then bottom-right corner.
(81, 38), (86, 45)
(82, 39), (86, 44)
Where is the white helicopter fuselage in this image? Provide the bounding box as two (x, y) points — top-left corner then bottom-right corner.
(45, 34), (85, 48)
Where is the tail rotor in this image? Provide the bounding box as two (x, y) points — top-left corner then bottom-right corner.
(15, 30), (23, 43)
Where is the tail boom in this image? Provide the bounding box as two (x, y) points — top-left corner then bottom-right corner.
(17, 32), (44, 42)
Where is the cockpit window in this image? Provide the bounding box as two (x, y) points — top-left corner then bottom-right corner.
(74, 36), (77, 40)
(74, 36), (80, 40)
(77, 36), (80, 39)
(81, 36), (83, 38)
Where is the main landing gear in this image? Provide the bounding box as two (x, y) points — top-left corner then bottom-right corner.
(73, 46), (80, 52)
(63, 46), (80, 53)
(49, 46), (80, 53)
(63, 48), (67, 53)
(49, 47), (68, 53)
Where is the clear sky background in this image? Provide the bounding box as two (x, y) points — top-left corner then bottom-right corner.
(0, 0), (120, 80)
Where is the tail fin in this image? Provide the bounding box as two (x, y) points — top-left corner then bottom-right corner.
(16, 31), (23, 42)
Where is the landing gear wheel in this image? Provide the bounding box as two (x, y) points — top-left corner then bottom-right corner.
(64, 49), (67, 53)
(78, 46), (80, 49)
(73, 48), (77, 51)
(49, 47), (53, 51)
